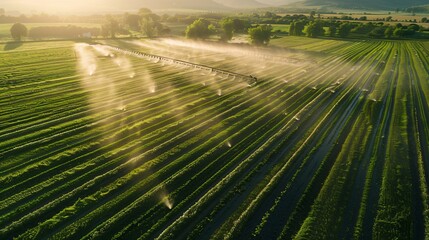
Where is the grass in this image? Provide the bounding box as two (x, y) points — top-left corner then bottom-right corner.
(271, 24), (290, 33)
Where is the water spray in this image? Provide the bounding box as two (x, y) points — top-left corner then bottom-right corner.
(163, 197), (173, 210)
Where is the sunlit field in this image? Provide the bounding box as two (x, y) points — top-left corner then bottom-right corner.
(1, 37), (429, 239)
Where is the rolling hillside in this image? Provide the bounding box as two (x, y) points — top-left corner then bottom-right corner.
(113, 0), (228, 10)
(305, 0), (429, 9)
(259, 0), (298, 5)
(214, 0), (267, 8)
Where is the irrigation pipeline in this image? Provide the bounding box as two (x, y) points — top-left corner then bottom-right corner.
(97, 44), (258, 86)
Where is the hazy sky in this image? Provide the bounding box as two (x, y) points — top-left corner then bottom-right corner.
(1, 0), (297, 14)
(2, 0), (114, 13)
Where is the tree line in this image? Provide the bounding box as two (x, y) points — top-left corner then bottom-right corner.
(8, 8), (172, 41)
(298, 20), (423, 39)
(7, 9), (428, 44)
(102, 8), (170, 38)
(9, 23), (102, 41)
(29, 26), (100, 39)
(183, 17), (274, 45)
(182, 15), (426, 47)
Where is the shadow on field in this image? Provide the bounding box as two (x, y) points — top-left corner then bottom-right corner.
(4, 41), (23, 51)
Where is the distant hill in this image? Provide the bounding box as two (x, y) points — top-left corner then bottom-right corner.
(304, 0), (429, 9)
(115, 0), (229, 11)
(118, 0), (305, 10)
(407, 4), (429, 12)
(115, 0), (298, 11)
(213, 0), (267, 8)
(257, 0), (299, 6)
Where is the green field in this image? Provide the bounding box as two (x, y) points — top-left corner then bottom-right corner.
(272, 24), (290, 33)
(1, 37), (429, 239)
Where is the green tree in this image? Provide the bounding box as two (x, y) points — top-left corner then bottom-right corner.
(422, 17), (428, 23)
(328, 24), (337, 37)
(351, 22), (375, 34)
(289, 22), (295, 36)
(123, 13), (141, 31)
(393, 28), (405, 38)
(220, 18), (234, 41)
(293, 21), (305, 36)
(309, 11), (316, 20)
(104, 16), (120, 38)
(248, 24), (272, 45)
(139, 8), (160, 23)
(10, 23), (27, 41)
(289, 20), (305, 36)
(368, 27), (385, 38)
(232, 19), (250, 33)
(185, 18), (215, 39)
(129, 8), (167, 38)
(338, 22), (352, 38)
(140, 17), (157, 38)
(139, 8), (158, 38)
(407, 24), (420, 32)
(306, 21), (325, 37)
(384, 26), (393, 38)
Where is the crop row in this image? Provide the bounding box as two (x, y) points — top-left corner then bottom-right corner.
(1, 39), (429, 239)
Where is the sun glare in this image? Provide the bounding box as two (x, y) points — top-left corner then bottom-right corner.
(5, 0), (106, 14)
